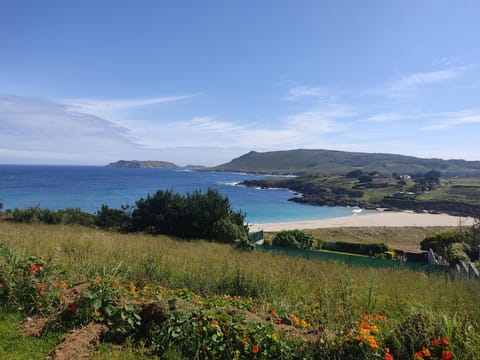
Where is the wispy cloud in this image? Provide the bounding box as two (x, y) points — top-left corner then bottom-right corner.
(283, 86), (327, 101)
(421, 110), (480, 131)
(388, 67), (467, 91)
(366, 113), (406, 122)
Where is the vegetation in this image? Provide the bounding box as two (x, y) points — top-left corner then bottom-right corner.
(213, 149), (480, 177)
(241, 173), (480, 217)
(420, 222), (480, 265)
(1, 189), (248, 244)
(271, 229), (316, 250)
(0, 223), (480, 358)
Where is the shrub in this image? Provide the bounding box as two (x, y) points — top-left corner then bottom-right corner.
(211, 218), (247, 244)
(272, 230), (315, 250)
(322, 241), (390, 256)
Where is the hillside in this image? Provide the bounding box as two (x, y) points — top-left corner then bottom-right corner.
(106, 160), (178, 168)
(213, 149), (480, 177)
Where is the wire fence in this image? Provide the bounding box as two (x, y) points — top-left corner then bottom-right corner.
(256, 245), (447, 274)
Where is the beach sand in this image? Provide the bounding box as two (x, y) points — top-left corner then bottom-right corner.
(250, 211), (476, 232)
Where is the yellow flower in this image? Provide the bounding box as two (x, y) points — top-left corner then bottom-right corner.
(359, 328), (370, 336)
(300, 320), (309, 328)
(272, 333), (279, 342)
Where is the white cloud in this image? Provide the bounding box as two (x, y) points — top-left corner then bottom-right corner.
(366, 113), (405, 122)
(421, 110), (480, 131)
(283, 86), (327, 101)
(389, 67), (467, 91)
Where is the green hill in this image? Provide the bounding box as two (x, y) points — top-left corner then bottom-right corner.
(213, 149), (480, 177)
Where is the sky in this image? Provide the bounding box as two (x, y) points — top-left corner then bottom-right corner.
(1, 1), (480, 166)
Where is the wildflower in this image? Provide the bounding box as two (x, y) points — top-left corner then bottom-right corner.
(242, 337), (250, 345)
(270, 310), (277, 317)
(384, 353), (394, 360)
(130, 285), (136, 295)
(360, 320), (370, 329)
(251, 344), (259, 354)
(60, 281), (67, 288)
(370, 325), (379, 333)
(415, 351), (424, 359)
(368, 336), (378, 350)
(432, 338), (440, 346)
(272, 333), (279, 342)
(300, 319), (309, 328)
(29, 264), (40, 272)
(0, 283), (3, 288)
(422, 347), (431, 357)
(94, 277), (101, 284)
(113, 279), (119, 289)
(359, 327), (370, 336)
(68, 305), (77, 312)
(275, 318), (281, 325)
(441, 350), (453, 360)
(442, 337), (450, 346)
(94, 307), (101, 313)
(251, 307), (257, 314)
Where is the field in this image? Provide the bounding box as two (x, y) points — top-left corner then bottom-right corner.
(1, 222), (480, 359)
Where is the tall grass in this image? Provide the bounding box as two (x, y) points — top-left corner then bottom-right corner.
(1, 222), (480, 329)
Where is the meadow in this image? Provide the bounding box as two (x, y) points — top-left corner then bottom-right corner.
(1, 222), (480, 359)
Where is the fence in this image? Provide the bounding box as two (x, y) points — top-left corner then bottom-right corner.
(256, 245), (447, 274)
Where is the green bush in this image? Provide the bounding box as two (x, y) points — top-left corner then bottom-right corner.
(211, 218), (247, 244)
(272, 230), (315, 250)
(322, 241), (390, 256)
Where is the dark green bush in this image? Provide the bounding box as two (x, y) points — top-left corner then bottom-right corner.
(272, 230), (315, 250)
(322, 241), (390, 256)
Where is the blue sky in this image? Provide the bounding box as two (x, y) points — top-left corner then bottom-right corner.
(1, 1), (480, 166)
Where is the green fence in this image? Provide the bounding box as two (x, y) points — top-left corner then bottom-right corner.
(256, 245), (447, 274)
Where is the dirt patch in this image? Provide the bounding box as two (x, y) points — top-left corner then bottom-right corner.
(18, 315), (50, 337)
(50, 323), (108, 360)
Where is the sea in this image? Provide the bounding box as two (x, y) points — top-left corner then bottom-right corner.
(0, 165), (365, 224)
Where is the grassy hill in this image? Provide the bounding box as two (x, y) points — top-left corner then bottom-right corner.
(1, 223), (480, 358)
(106, 160), (178, 168)
(213, 149), (480, 177)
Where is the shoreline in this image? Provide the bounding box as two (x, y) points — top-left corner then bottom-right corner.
(249, 211), (476, 232)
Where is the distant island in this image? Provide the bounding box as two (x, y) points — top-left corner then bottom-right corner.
(106, 160), (207, 170)
(106, 160), (178, 169)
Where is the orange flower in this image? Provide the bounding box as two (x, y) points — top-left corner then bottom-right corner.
(94, 277), (101, 284)
(432, 338), (440, 346)
(251, 344), (259, 354)
(415, 351), (424, 360)
(250, 307), (257, 314)
(94, 307), (101, 313)
(422, 347), (431, 357)
(384, 353), (394, 360)
(60, 281), (67, 288)
(441, 350), (453, 360)
(113, 279), (119, 289)
(39, 284), (47, 291)
(270, 310), (277, 317)
(442, 337), (450, 346)
(29, 264), (40, 272)
(360, 320), (370, 329)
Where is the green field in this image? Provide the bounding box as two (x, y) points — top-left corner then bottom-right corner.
(1, 222), (479, 359)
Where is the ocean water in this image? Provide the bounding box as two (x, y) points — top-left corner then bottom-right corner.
(0, 165), (365, 224)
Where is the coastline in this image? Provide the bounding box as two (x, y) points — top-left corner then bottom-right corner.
(249, 211), (476, 232)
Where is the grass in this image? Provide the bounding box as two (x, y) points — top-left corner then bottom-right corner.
(418, 178), (480, 205)
(1, 222), (480, 358)
(0, 310), (61, 359)
(300, 226), (454, 252)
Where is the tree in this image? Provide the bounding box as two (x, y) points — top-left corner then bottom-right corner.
(358, 174), (373, 183)
(346, 169), (363, 178)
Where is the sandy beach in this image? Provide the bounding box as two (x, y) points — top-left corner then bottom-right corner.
(250, 211), (476, 232)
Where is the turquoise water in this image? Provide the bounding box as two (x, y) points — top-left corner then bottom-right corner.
(0, 165), (366, 224)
